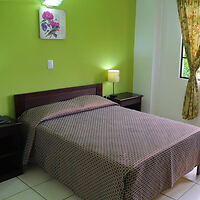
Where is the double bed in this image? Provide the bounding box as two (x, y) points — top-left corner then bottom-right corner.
(14, 83), (200, 200)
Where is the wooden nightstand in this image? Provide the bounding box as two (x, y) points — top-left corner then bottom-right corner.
(0, 119), (24, 182)
(107, 92), (143, 111)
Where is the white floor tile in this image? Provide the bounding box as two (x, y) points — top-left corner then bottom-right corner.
(153, 194), (173, 200)
(0, 178), (28, 200)
(179, 184), (200, 200)
(6, 189), (45, 200)
(162, 178), (194, 199)
(33, 179), (73, 200)
(18, 165), (51, 187)
(184, 167), (200, 184)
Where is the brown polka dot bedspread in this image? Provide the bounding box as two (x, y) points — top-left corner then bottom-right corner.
(19, 95), (200, 200)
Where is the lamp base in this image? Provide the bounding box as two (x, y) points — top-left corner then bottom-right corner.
(109, 94), (117, 98)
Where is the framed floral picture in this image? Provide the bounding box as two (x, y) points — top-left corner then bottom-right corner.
(39, 8), (66, 40)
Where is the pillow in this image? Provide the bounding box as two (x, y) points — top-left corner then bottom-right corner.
(19, 95), (118, 125)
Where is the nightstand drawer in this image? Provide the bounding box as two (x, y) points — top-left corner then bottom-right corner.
(0, 154), (23, 182)
(0, 137), (22, 157)
(0, 124), (21, 138)
(120, 97), (141, 107)
(0, 119), (24, 182)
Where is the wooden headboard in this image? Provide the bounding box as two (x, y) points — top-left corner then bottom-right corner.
(14, 83), (102, 118)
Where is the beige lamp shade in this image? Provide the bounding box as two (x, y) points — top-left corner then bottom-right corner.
(108, 70), (120, 82)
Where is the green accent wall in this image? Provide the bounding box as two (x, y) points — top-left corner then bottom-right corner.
(0, 0), (136, 118)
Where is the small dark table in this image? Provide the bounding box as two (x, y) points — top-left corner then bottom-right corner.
(0, 118), (24, 182)
(107, 92), (143, 111)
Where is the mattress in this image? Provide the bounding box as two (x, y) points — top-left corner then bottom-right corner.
(20, 95), (200, 200)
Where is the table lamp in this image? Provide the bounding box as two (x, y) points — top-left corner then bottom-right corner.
(108, 70), (120, 98)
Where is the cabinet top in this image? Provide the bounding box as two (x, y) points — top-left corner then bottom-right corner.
(0, 116), (22, 128)
(108, 92), (143, 101)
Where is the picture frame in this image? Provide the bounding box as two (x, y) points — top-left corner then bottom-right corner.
(39, 7), (66, 40)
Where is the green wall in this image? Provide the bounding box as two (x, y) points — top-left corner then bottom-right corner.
(0, 0), (136, 118)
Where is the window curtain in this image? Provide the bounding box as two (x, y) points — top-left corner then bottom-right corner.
(177, 0), (200, 120)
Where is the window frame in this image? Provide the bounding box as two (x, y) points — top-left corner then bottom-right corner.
(179, 42), (189, 80)
(179, 42), (200, 81)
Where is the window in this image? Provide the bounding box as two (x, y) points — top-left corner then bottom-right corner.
(180, 42), (200, 80)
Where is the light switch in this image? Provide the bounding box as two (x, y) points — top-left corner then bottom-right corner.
(48, 60), (53, 69)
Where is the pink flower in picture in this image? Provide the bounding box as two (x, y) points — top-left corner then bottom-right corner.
(42, 11), (54, 21)
(50, 21), (56, 27)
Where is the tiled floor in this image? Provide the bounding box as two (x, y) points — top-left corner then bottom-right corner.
(0, 165), (200, 200)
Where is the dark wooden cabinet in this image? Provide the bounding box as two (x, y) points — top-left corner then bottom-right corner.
(107, 92), (143, 111)
(0, 120), (24, 182)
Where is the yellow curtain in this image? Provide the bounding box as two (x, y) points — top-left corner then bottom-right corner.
(177, 0), (200, 120)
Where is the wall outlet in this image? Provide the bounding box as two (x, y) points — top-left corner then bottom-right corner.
(48, 60), (53, 69)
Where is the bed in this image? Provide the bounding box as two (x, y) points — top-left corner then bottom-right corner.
(14, 83), (200, 200)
